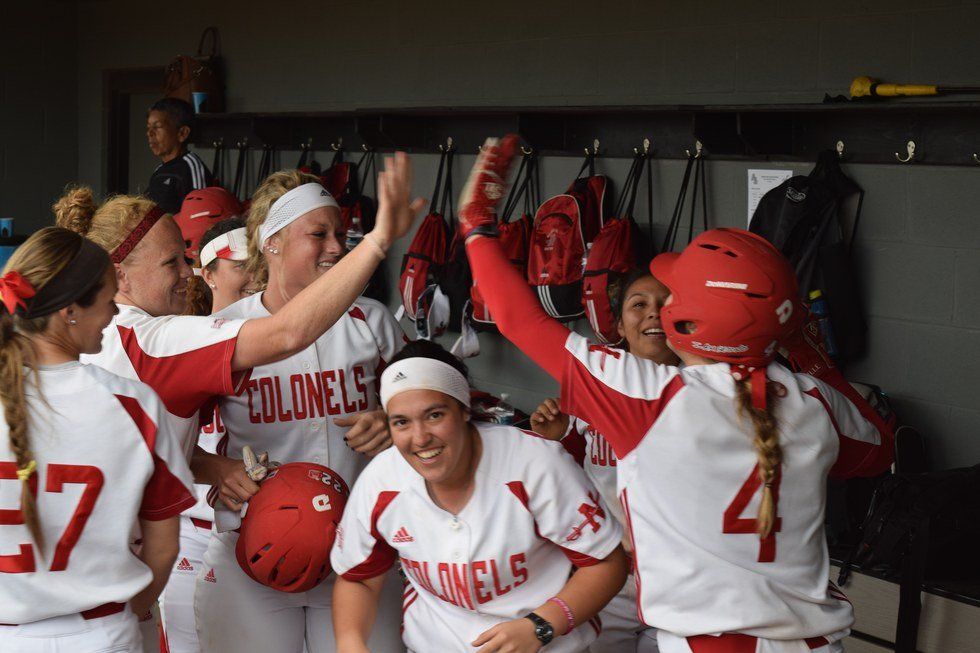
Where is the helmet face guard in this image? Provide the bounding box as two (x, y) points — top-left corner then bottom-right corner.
(235, 463), (349, 593)
(650, 229), (800, 367)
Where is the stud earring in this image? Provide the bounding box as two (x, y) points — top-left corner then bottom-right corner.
(209, 284), (216, 289)
(68, 319), (77, 326)
(268, 248), (279, 254)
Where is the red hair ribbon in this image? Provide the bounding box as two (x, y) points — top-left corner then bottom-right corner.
(0, 270), (36, 315)
(731, 365), (768, 411)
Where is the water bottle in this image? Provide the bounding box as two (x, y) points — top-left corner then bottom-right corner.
(345, 215), (364, 251)
(485, 393), (516, 425)
(808, 289), (839, 359)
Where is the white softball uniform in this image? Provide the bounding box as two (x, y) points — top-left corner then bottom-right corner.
(331, 423), (623, 653)
(558, 333), (887, 643)
(195, 292), (406, 653)
(81, 304), (249, 652)
(159, 408), (221, 653)
(0, 362), (196, 651)
(560, 419), (658, 653)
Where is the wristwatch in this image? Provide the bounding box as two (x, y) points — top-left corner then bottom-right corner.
(524, 612), (555, 645)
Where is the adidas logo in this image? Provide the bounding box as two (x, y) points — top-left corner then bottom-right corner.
(176, 558), (194, 572)
(392, 372), (407, 383)
(204, 568), (217, 583)
(392, 527), (414, 543)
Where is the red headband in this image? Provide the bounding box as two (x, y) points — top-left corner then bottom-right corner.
(110, 205), (165, 264)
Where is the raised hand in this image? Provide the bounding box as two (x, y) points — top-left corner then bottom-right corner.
(371, 152), (427, 250)
(529, 398), (570, 442)
(458, 135), (521, 240)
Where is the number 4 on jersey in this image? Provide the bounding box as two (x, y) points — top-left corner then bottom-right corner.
(0, 462), (104, 573)
(723, 463), (781, 563)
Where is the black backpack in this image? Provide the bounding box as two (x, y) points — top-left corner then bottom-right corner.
(750, 151), (867, 365)
(838, 460), (980, 653)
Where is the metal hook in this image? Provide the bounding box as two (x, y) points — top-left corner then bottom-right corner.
(300, 138), (312, 151)
(439, 137), (455, 153)
(361, 143), (371, 152)
(521, 146), (533, 156)
(212, 138), (223, 149)
(237, 137), (248, 149)
(836, 140), (845, 159)
(634, 138), (652, 156)
(330, 137), (343, 151)
(895, 140), (915, 163)
(685, 140), (703, 159)
(584, 139), (600, 157)
(972, 153), (980, 164)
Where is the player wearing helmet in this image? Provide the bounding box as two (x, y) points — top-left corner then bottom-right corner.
(0, 228), (195, 652)
(192, 170), (408, 653)
(459, 136), (894, 653)
(331, 340), (629, 653)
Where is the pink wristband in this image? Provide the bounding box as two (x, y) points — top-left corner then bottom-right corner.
(547, 596), (575, 635)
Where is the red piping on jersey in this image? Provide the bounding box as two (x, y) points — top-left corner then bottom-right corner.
(348, 306), (366, 322)
(506, 481), (601, 568)
(118, 324), (241, 418)
(466, 237), (571, 380)
(114, 394), (196, 520)
(562, 365), (684, 460)
(341, 490), (399, 581)
(620, 489), (646, 627)
(804, 387), (888, 479)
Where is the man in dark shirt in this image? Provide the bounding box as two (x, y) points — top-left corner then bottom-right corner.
(145, 98), (214, 213)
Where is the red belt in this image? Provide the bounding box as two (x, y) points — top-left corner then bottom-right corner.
(191, 517), (213, 530)
(1, 602), (125, 626)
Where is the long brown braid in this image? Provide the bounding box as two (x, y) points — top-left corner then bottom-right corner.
(734, 377), (782, 538)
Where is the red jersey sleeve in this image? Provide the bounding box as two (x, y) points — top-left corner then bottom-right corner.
(119, 315), (251, 418)
(113, 393), (196, 520)
(465, 236), (571, 379)
(560, 333), (684, 459)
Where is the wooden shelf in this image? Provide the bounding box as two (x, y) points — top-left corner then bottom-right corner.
(193, 102), (980, 166)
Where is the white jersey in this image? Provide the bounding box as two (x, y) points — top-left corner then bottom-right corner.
(332, 424), (622, 653)
(558, 333), (887, 640)
(0, 362), (196, 623)
(562, 417), (623, 529)
(82, 303), (250, 522)
(210, 293), (404, 523)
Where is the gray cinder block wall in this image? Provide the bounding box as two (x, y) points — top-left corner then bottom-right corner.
(0, 2), (78, 232)
(15, 0), (980, 468)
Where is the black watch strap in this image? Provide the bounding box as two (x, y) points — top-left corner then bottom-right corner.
(524, 612), (554, 645)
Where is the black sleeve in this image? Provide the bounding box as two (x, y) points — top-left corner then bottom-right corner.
(145, 160), (195, 214)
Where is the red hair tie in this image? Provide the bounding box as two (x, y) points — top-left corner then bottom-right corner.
(0, 270), (36, 315)
(731, 365), (768, 411)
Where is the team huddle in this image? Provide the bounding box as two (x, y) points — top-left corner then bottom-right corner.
(0, 134), (893, 653)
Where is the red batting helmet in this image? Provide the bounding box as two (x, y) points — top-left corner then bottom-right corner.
(649, 228), (801, 367)
(235, 462), (349, 593)
(174, 187), (243, 262)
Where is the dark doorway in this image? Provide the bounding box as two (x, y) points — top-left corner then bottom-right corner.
(104, 67), (163, 195)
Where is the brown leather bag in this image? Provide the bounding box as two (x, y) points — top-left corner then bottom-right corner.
(164, 27), (224, 113)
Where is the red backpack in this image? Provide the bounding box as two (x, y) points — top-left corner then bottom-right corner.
(527, 151), (610, 321)
(471, 151), (537, 331)
(398, 148), (453, 328)
(583, 149), (654, 343)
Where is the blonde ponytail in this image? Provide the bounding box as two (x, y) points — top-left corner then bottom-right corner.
(734, 377), (782, 539)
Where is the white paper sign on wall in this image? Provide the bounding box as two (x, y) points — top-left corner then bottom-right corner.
(747, 169), (793, 226)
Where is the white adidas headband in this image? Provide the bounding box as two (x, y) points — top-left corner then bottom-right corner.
(259, 183), (340, 245)
(200, 227), (248, 268)
(380, 358), (471, 412)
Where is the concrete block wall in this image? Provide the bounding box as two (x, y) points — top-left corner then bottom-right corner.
(58, 0), (980, 468)
(0, 2), (77, 234)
